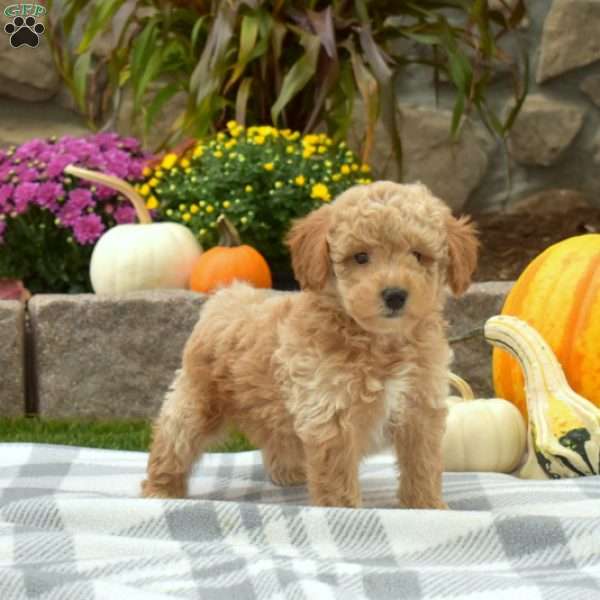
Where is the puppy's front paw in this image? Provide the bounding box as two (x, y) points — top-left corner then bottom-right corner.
(141, 477), (186, 499)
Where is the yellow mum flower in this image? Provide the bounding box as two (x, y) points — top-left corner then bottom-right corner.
(317, 145), (327, 154)
(263, 162), (274, 171)
(302, 134), (319, 146)
(332, 173), (341, 182)
(155, 169), (164, 178)
(360, 164), (371, 173)
(142, 166), (152, 177)
(213, 150), (223, 158)
(217, 132), (226, 141)
(139, 184), (150, 196)
(181, 213), (191, 222)
(192, 146), (204, 159)
(223, 200), (231, 209)
(254, 135), (265, 145)
(178, 204), (187, 212)
(146, 196), (159, 210)
(231, 127), (243, 138)
(286, 145), (295, 154)
(226, 120), (239, 130)
(180, 158), (191, 168)
(258, 126), (273, 137)
(225, 139), (237, 149)
(294, 175), (305, 186)
(149, 178), (159, 187)
(302, 146), (315, 159)
(311, 183), (331, 202)
(190, 204), (199, 214)
(206, 205), (215, 214)
(351, 163), (359, 171)
(161, 153), (178, 169)
(340, 165), (351, 175)
(245, 185), (253, 192)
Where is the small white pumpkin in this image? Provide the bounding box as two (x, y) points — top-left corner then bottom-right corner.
(65, 165), (202, 294)
(443, 373), (527, 473)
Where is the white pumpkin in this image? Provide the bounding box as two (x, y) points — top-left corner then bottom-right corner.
(443, 373), (527, 473)
(65, 165), (202, 294)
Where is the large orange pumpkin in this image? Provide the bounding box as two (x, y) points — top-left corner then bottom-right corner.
(493, 234), (600, 418)
(189, 215), (272, 293)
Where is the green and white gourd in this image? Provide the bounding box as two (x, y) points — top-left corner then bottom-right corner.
(484, 315), (600, 479)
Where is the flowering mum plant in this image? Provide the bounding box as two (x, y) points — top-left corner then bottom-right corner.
(0, 133), (148, 293)
(140, 122), (372, 268)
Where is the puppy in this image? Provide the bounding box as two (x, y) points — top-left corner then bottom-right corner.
(142, 181), (478, 508)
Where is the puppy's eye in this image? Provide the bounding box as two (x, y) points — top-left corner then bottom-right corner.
(354, 252), (370, 265)
(412, 250), (424, 263)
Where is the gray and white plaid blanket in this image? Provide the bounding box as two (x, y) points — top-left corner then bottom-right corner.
(1, 443), (600, 599)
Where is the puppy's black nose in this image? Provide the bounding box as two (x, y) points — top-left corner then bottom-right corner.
(382, 287), (408, 312)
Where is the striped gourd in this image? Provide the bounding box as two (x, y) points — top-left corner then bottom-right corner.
(493, 234), (600, 418)
(485, 315), (600, 479)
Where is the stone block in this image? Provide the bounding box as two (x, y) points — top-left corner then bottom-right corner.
(507, 94), (585, 167)
(349, 103), (494, 212)
(0, 27), (60, 101)
(445, 282), (513, 398)
(537, 0), (600, 83)
(0, 97), (90, 148)
(29, 291), (206, 419)
(0, 301), (25, 416)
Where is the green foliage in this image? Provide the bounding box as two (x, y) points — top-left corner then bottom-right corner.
(47, 0), (528, 172)
(0, 418), (254, 452)
(140, 123), (371, 267)
(0, 206), (92, 294)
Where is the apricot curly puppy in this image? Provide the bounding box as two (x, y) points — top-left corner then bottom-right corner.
(142, 181), (478, 508)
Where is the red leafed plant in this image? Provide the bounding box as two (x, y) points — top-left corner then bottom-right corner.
(46, 0), (528, 175)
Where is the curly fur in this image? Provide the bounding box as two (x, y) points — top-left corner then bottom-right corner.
(142, 181), (479, 508)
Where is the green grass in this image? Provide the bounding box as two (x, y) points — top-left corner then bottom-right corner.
(0, 418), (255, 452)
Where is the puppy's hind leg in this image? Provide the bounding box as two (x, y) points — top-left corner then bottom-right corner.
(142, 369), (224, 499)
(262, 434), (306, 486)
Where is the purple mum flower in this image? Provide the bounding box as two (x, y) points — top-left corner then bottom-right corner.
(58, 201), (84, 226)
(0, 185), (13, 211)
(67, 188), (94, 210)
(47, 155), (75, 178)
(36, 182), (63, 210)
(114, 204), (136, 224)
(13, 182), (39, 213)
(72, 214), (105, 244)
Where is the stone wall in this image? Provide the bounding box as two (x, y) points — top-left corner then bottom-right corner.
(0, 283), (512, 418)
(1, 0), (599, 213)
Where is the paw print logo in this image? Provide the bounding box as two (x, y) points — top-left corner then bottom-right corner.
(4, 16), (45, 48)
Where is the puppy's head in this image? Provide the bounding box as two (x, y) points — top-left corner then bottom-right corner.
(286, 181), (478, 334)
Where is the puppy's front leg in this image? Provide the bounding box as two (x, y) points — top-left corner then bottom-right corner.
(304, 432), (361, 508)
(394, 403), (448, 510)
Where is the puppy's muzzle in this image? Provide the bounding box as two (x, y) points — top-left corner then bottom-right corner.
(382, 287), (408, 315)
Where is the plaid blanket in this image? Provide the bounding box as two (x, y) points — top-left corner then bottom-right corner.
(1, 444), (600, 599)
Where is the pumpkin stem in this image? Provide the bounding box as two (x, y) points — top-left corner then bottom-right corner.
(217, 214), (242, 247)
(64, 165), (153, 225)
(448, 372), (475, 400)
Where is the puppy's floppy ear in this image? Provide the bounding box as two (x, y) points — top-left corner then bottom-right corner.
(285, 206), (332, 290)
(446, 215), (479, 296)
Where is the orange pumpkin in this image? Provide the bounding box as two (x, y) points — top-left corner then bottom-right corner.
(189, 215), (272, 293)
(493, 234), (600, 418)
